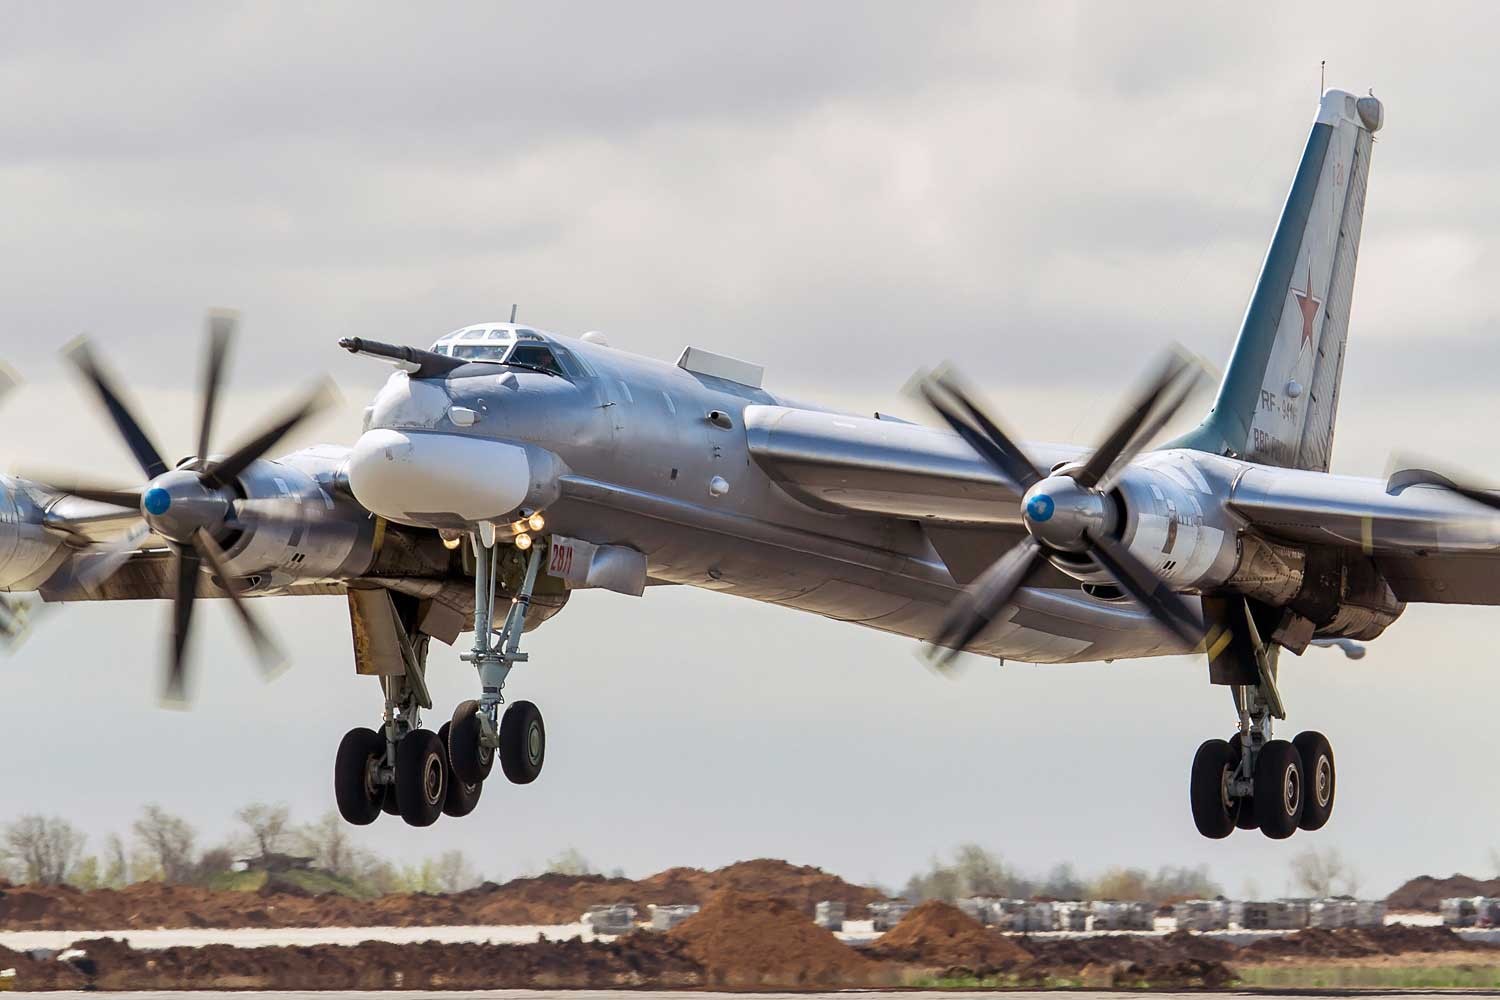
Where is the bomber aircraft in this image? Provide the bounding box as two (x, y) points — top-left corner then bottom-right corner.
(0, 89), (1480, 840)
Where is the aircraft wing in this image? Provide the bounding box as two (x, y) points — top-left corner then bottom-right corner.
(1227, 466), (1500, 604)
(743, 404), (1085, 525)
(747, 405), (1500, 604)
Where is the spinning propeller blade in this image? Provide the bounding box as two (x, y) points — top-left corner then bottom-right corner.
(197, 311), (235, 466)
(929, 536), (1045, 670)
(919, 349), (1206, 666)
(1386, 464), (1500, 515)
(64, 338), (168, 479)
(58, 311), (318, 703)
(15, 473), (141, 509)
(200, 380), (338, 489)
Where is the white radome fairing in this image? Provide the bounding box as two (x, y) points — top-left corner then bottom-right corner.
(347, 428), (532, 527)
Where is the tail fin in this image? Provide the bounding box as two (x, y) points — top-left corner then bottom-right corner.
(1174, 89), (1384, 472)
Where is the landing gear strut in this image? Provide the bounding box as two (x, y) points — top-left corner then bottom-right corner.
(451, 527), (547, 788)
(1190, 647), (1337, 840)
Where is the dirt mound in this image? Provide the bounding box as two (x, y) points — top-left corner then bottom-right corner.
(669, 890), (890, 988)
(867, 900), (1029, 969)
(1101, 958), (1237, 990)
(1388, 874), (1500, 911)
(638, 859), (887, 917)
(33, 934), (704, 991)
(0, 943), (89, 990)
(0, 859), (886, 931)
(1239, 924), (1485, 962)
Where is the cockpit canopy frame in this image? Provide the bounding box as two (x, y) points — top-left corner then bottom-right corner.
(428, 323), (592, 378)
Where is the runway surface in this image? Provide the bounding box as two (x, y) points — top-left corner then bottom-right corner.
(18, 992), (1500, 1000)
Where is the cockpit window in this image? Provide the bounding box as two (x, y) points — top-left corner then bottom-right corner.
(551, 345), (592, 378)
(448, 343), (511, 361)
(429, 325), (583, 378)
(508, 344), (563, 374)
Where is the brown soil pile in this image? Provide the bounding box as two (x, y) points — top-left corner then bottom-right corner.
(1387, 874), (1500, 911)
(1239, 924), (1486, 961)
(3, 924), (1480, 991)
(0, 858), (886, 931)
(668, 890), (891, 989)
(9, 935), (704, 992)
(1015, 930), (1238, 989)
(0, 944), (89, 990)
(1024, 929), (1238, 968)
(867, 899), (1030, 969)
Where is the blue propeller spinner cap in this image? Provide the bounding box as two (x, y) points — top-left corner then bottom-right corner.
(143, 486), (172, 516)
(1026, 493), (1055, 522)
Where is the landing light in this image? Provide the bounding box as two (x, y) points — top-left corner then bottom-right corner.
(515, 532), (533, 550)
(440, 532), (463, 550)
(527, 513), (546, 532)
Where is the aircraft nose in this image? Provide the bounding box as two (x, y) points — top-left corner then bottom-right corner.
(347, 428), (533, 526)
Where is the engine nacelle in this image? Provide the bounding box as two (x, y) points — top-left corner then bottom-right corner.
(219, 446), (380, 593)
(1058, 451), (1243, 595)
(1114, 452), (1403, 644)
(0, 476), (71, 591)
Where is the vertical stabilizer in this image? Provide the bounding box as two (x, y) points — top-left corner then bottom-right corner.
(1174, 89), (1383, 471)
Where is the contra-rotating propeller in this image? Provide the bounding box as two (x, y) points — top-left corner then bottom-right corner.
(37, 312), (334, 703)
(917, 352), (1207, 669)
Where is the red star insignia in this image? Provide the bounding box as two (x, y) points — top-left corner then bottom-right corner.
(1291, 268), (1321, 350)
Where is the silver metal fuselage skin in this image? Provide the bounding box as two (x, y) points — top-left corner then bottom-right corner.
(356, 336), (1215, 665)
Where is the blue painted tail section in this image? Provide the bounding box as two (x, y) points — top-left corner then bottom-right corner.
(1172, 90), (1383, 472)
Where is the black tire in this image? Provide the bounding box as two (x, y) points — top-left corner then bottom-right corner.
(334, 727), (386, 826)
(1189, 739), (1236, 839)
(439, 722), (483, 818)
(395, 728), (446, 828)
(1254, 739), (1304, 840)
(499, 700), (545, 785)
(449, 699), (494, 786)
(1293, 731), (1336, 831)
(1229, 734), (1259, 831)
(377, 725), (400, 816)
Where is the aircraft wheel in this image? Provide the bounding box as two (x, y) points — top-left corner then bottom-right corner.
(438, 722), (483, 818)
(1293, 731), (1336, 831)
(334, 727), (386, 826)
(1254, 739), (1304, 840)
(1229, 734), (1259, 830)
(1189, 739), (1236, 839)
(499, 700), (545, 785)
(449, 699), (494, 785)
(395, 728), (446, 828)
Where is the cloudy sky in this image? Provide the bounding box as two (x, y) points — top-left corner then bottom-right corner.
(5, 1), (1500, 898)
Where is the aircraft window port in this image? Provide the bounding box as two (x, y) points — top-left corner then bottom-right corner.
(707, 409), (733, 429)
(551, 346), (590, 379)
(509, 345), (564, 375)
(449, 343), (510, 361)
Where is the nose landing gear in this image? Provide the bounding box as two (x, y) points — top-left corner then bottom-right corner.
(333, 527), (550, 830)
(450, 527), (548, 787)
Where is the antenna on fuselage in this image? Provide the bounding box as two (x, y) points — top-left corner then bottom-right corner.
(509, 303), (518, 323)
(1320, 59), (1325, 96)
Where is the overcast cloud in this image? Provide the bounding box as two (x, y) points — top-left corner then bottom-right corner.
(5, 2), (1500, 897)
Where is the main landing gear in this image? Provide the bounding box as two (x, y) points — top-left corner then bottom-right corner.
(1190, 682), (1337, 840)
(333, 526), (547, 828)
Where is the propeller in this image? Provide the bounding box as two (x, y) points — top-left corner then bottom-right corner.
(918, 351), (1207, 669)
(1386, 464), (1500, 514)
(47, 311), (334, 703)
(0, 363), (17, 407)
